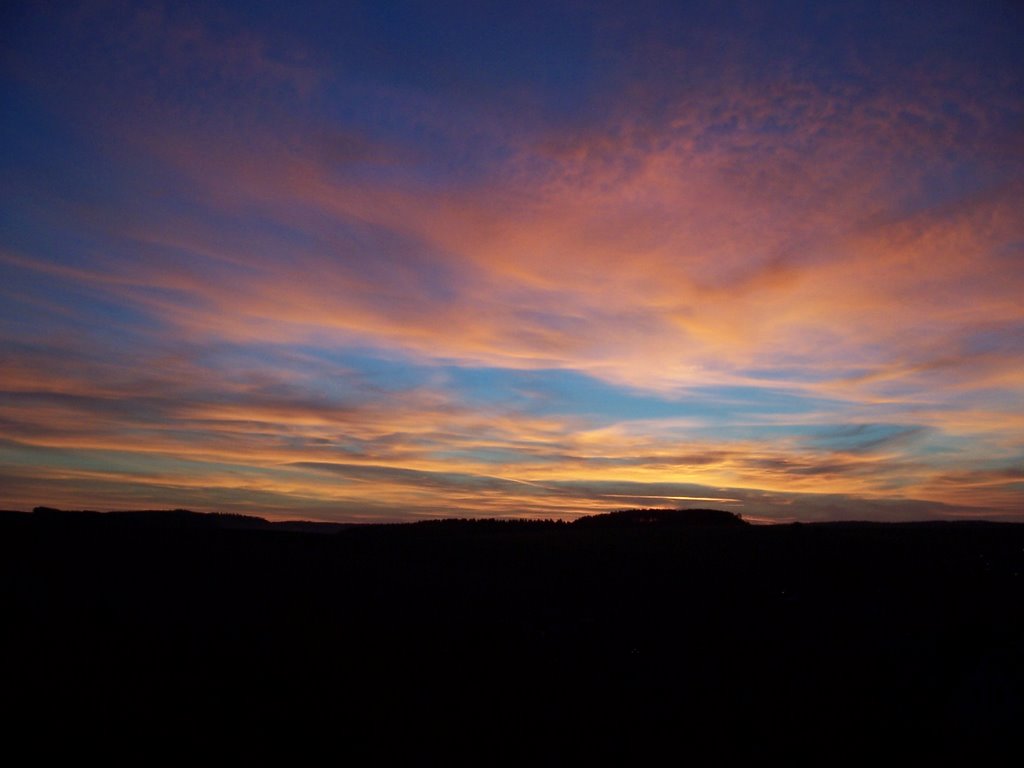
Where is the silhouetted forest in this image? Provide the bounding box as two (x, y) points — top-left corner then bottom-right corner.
(3, 506), (1022, 759)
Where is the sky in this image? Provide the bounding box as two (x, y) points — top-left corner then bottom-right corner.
(1, 1), (1023, 522)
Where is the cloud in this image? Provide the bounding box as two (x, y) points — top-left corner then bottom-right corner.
(2, 1), (1022, 520)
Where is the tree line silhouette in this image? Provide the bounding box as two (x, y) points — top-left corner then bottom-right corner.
(2, 505), (1021, 760)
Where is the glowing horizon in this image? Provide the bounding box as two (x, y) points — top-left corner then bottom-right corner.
(2, 1), (1022, 522)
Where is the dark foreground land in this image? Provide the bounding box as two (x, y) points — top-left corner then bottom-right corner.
(3, 507), (1023, 760)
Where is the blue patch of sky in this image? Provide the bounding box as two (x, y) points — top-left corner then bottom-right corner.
(254, 2), (606, 187)
(963, 323), (1024, 356)
(0, 264), (167, 354)
(737, 363), (850, 383)
(0, 93), (128, 268)
(450, 366), (708, 420)
(279, 347), (850, 428)
(281, 0), (600, 113)
(0, 75), (96, 173)
(284, 345), (436, 394)
(800, 423), (921, 453)
(686, 385), (843, 416)
(431, 447), (547, 466)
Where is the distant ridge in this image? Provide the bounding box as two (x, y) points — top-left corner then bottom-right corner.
(10, 506), (1011, 531)
(14, 506), (749, 531)
(26, 506), (352, 534)
(573, 508), (748, 527)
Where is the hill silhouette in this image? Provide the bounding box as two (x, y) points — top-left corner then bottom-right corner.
(573, 507), (747, 527)
(27, 505), (352, 533)
(22, 504), (747, 531)
(2, 505), (1022, 760)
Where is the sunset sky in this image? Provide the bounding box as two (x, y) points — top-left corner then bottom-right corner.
(2, 1), (1022, 522)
